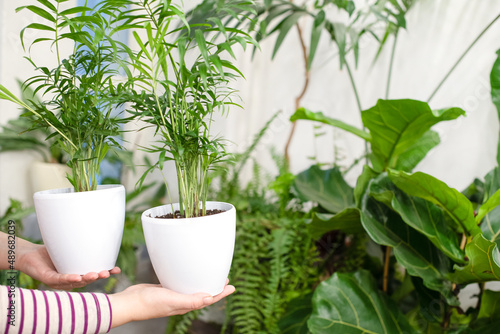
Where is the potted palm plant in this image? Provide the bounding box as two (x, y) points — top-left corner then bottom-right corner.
(119, 0), (255, 294)
(0, 0), (131, 274)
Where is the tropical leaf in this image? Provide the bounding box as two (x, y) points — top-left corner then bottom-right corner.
(362, 174), (456, 302)
(452, 234), (500, 284)
(411, 277), (446, 323)
(477, 188), (500, 227)
(480, 167), (500, 244)
(361, 99), (464, 172)
(354, 165), (379, 208)
(308, 270), (417, 334)
(391, 190), (464, 263)
(278, 293), (312, 334)
(477, 289), (500, 320)
(290, 107), (370, 141)
(294, 165), (354, 213)
(308, 208), (362, 239)
(388, 170), (480, 236)
(490, 49), (500, 164)
(394, 129), (440, 172)
(463, 320), (500, 334)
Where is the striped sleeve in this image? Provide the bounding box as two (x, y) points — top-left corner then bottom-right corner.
(0, 285), (112, 334)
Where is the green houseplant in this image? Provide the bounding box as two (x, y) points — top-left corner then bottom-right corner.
(271, 51), (500, 331)
(113, 0), (256, 294)
(0, 0), (132, 274)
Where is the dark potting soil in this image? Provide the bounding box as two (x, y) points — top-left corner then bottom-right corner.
(153, 209), (225, 219)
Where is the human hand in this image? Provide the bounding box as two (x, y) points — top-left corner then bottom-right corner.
(109, 280), (236, 328)
(18, 243), (121, 290)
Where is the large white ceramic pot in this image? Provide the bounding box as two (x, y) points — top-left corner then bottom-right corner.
(33, 185), (125, 275)
(142, 201), (236, 295)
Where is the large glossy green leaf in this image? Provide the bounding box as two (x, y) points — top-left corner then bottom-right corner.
(391, 190), (464, 263)
(362, 175), (455, 301)
(294, 165), (354, 213)
(477, 290), (500, 320)
(480, 167), (500, 244)
(411, 277), (446, 323)
(308, 270), (417, 334)
(394, 130), (440, 172)
(477, 188), (500, 227)
(354, 165), (378, 208)
(490, 49), (500, 164)
(463, 320), (500, 334)
(388, 170), (480, 236)
(290, 108), (370, 141)
(361, 99), (464, 171)
(278, 293), (312, 334)
(308, 208), (362, 239)
(452, 234), (500, 284)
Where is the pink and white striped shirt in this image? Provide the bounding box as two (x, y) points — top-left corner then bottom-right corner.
(0, 285), (112, 334)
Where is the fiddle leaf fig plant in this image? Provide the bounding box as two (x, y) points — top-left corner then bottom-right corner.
(0, 0), (131, 192)
(118, 0), (256, 218)
(287, 94), (500, 331)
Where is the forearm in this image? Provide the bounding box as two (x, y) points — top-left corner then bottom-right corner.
(107, 291), (136, 328)
(0, 231), (38, 271)
(0, 285), (112, 333)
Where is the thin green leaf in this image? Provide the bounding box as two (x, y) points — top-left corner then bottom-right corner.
(291, 107), (370, 141)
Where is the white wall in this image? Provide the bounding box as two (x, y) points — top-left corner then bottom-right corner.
(1, 0), (500, 212)
(211, 0), (500, 191)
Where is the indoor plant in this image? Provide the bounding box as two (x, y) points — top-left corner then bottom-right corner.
(118, 0), (255, 294)
(0, 0), (131, 274)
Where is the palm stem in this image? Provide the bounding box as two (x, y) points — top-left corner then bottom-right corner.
(427, 13), (500, 103)
(386, 30), (399, 100)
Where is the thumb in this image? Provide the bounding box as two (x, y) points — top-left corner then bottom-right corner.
(182, 293), (214, 310)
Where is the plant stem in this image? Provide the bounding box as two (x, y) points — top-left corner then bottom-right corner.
(345, 61), (369, 164)
(345, 61), (362, 115)
(427, 13), (500, 103)
(55, 2), (61, 65)
(284, 22), (310, 164)
(385, 30), (399, 100)
(477, 282), (485, 309)
(452, 234), (468, 291)
(383, 245), (391, 292)
(442, 305), (451, 330)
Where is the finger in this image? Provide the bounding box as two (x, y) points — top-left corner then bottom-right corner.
(211, 285), (235, 304)
(109, 267), (121, 275)
(97, 270), (111, 279)
(81, 272), (99, 281)
(192, 284), (235, 308)
(59, 274), (83, 283)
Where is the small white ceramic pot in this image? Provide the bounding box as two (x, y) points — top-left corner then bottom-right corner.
(142, 201), (236, 295)
(33, 185), (125, 275)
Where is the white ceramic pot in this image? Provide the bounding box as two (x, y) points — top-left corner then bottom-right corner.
(142, 201), (236, 295)
(33, 185), (125, 275)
